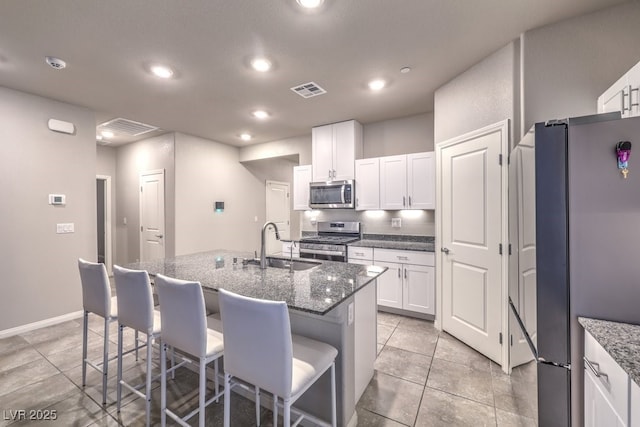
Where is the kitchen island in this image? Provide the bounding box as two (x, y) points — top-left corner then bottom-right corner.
(127, 250), (386, 427)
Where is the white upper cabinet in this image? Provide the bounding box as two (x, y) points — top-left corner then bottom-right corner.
(312, 120), (363, 182)
(292, 165), (312, 211)
(355, 158), (380, 211)
(380, 155), (408, 209)
(407, 152), (435, 209)
(379, 152), (435, 210)
(598, 60), (640, 118)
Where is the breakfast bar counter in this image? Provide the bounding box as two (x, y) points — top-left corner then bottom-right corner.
(127, 250), (386, 427)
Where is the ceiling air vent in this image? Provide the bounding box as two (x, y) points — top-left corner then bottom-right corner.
(290, 82), (327, 99)
(97, 118), (159, 136)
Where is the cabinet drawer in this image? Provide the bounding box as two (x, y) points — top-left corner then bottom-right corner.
(584, 331), (629, 421)
(348, 247), (373, 260)
(374, 248), (434, 266)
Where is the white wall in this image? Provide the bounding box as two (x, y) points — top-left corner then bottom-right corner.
(115, 133), (175, 264)
(434, 42), (518, 145)
(363, 112), (434, 157)
(239, 135), (312, 165)
(522, 1), (640, 134)
(0, 87), (96, 331)
(174, 132), (265, 255)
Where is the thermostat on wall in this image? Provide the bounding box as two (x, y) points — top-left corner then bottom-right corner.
(49, 194), (66, 205)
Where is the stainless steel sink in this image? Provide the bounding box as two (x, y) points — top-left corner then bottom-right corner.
(246, 257), (320, 271)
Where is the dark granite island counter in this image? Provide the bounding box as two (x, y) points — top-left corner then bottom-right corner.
(127, 250), (386, 427)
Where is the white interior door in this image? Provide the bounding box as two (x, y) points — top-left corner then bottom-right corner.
(140, 170), (165, 262)
(510, 130), (537, 368)
(438, 121), (508, 366)
(266, 180), (290, 255)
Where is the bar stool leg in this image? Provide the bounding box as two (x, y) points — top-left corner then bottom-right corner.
(116, 324), (124, 413)
(214, 359), (219, 403)
(283, 399), (291, 427)
(199, 357), (206, 426)
(223, 373), (232, 427)
(160, 342), (167, 427)
(331, 363), (337, 427)
(102, 318), (110, 405)
(145, 334), (152, 427)
(255, 386), (261, 426)
(82, 311), (88, 387)
(273, 395), (278, 426)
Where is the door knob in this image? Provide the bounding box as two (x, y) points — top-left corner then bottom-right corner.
(441, 247), (450, 254)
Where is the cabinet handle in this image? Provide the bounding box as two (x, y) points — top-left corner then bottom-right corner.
(403, 196), (406, 207)
(356, 198), (359, 208)
(404, 268), (407, 279)
(584, 357), (608, 380)
(397, 256), (409, 260)
(328, 169), (332, 179)
(333, 169), (336, 178)
(409, 196), (412, 207)
(397, 268), (401, 278)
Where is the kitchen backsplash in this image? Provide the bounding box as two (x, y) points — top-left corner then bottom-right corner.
(299, 209), (434, 237)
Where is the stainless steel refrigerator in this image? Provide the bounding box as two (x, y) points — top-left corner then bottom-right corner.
(509, 113), (640, 426)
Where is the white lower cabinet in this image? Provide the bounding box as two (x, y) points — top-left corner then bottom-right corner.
(631, 379), (640, 427)
(374, 249), (435, 315)
(584, 330), (635, 427)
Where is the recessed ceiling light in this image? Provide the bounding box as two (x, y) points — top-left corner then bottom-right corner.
(368, 79), (386, 91)
(251, 58), (272, 72)
(45, 56), (66, 70)
(101, 130), (114, 139)
(150, 65), (174, 79)
(252, 110), (270, 119)
(240, 133), (252, 141)
(296, 0), (324, 8)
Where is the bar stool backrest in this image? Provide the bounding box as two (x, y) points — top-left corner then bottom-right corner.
(154, 274), (207, 358)
(113, 265), (154, 333)
(218, 288), (293, 398)
(78, 258), (112, 318)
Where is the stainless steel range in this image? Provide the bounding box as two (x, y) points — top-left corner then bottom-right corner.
(299, 221), (361, 262)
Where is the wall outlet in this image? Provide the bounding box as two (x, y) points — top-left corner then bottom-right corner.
(56, 223), (74, 234)
(391, 217), (402, 228)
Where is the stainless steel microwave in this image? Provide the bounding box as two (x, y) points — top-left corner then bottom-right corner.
(309, 180), (355, 209)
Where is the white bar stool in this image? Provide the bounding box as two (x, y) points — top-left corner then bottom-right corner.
(218, 288), (338, 427)
(112, 265), (163, 427)
(154, 274), (224, 427)
(78, 258), (119, 405)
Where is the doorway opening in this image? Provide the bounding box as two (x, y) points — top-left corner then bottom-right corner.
(96, 175), (112, 274)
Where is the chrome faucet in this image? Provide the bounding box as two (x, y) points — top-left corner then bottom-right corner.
(260, 221), (280, 269)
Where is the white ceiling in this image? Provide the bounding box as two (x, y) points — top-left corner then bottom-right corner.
(0, 0), (629, 146)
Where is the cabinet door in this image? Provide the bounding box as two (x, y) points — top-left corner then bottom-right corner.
(584, 368), (626, 427)
(380, 155), (407, 210)
(626, 61), (640, 117)
(293, 165), (312, 210)
(312, 125), (334, 182)
(407, 152), (435, 210)
(375, 261), (403, 309)
(598, 73), (630, 117)
(403, 264), (435, 315)
(333, 120), (358, 181)
(631, 379), (640, 427)
(355, 158), (380, 210)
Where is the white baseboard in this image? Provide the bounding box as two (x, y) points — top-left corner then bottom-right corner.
(0, 310), (84, 339)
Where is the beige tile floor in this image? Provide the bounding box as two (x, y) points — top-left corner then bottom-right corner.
(0, 311), (537, 426)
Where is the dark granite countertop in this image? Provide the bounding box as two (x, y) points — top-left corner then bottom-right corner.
(126, 250), (387, 316)
(348, 234), (435, 252)
(578, 317), (640, 387)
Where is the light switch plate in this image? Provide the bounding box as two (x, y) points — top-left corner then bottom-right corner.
(56, 223), (75, 234)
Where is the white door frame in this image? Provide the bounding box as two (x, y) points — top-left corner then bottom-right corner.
(265, 180), (291, 254)
(139, 169), (166, 262)
(435, 120), (510, 372)
(96, 175), (113, 275)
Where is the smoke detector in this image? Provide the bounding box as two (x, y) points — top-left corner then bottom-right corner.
(45, 56), (66, 70)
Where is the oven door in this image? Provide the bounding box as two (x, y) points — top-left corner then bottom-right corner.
(299, 248), (346, 262)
